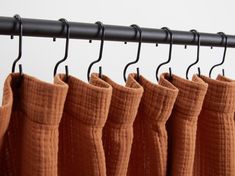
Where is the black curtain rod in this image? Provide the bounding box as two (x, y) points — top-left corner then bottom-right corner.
(0, 16), (235, 47)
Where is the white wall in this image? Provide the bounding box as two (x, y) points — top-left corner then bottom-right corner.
(1, 0), (235, 100)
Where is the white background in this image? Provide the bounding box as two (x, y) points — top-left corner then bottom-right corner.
(1, 0), (235, 100)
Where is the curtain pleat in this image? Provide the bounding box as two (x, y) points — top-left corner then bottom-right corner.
(193, 75), (235, 176)
(0, 73), (68, 176)
(128, 74), (178, 176)
(57, 74), (112, 176)
(166, 74), (208, 176)
(101, 74), (143, 176)
(0, 74), (12, 149)
(1, 72), (235, 176)
(0, 74), (13, 175)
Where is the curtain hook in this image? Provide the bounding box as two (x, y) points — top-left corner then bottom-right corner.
(11, 14), (23, 76)
(156, 27), (173, 81)
(123, 24), (142, 82)
(186, 29), (201, 79)
(87, 21), (105, 81)
(53, 18), (70, 80)
(209, 32), (227, 78)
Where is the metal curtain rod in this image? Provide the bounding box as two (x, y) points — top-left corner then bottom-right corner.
(0, 16), (235, 47)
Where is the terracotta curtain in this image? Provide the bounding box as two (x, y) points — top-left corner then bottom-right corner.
(0, 72), (235, 176)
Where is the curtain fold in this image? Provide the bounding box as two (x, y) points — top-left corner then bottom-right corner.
(127, 73), (178, 176)
(166, 74), (208, 176)
(0, 74), (13, 150)
(101, 73), (143, 176)
(57, 74), (112, 176)
(0, 74), (13, 175)
(0, 73), (68, 176)
(193, 75), (235, 176)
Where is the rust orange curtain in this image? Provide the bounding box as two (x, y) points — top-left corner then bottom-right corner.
(0, 73), (235, 176)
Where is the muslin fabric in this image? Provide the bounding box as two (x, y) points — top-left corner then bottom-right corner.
(101, 74), (143, 176)
(166, 74), (208, 176)
(0, 75), (12, 149)
(1, 72), (235, 176)
(128, 73), (178, 176)
(0, 74), (13, 175)
(58, 74), (112, 176)
(193, 75), (235, 176)
(0, 73), (68, 176)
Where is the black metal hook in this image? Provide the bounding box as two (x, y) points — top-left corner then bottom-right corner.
(209, 32), (227, 78)
(123, 24), (142, 82)
(11, 14), (23, 75)
(186, 29), (201, 79)
(53, 18), (70, 78)
(87, 21), (105, 81)
(156, 27), (173, 81)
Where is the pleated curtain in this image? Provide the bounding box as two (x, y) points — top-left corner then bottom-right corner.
(1, 72), (235, 176)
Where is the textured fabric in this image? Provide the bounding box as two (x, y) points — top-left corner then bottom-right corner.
(101, 74), (143, 176)
(2, 72), (235, 176)
(0, 74), (13, 175)
(128, 73), (178, 176)
(167, 74), (208, 176)
(0, 75), (13, 150)
(193, 75), (235, 176)
(58, 74), (112, 176)
(0, 73), (68, 176)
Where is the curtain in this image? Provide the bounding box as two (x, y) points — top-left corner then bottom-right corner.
(0, 72), (235, 176)
(193, 75), (235, 175)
